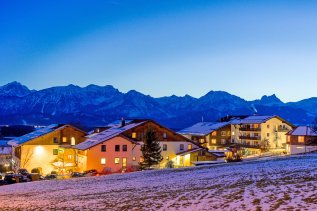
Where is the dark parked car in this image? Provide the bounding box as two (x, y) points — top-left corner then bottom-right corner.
(18, 169), (29, 176)
(4, 173), (24, 184)
(71, 172), (85, 178)
(0, 179), (7, 186)
(44, 174), (57, 180)
(84, 169), (98, 176)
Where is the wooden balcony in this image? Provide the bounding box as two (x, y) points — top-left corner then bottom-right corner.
(239, 127), (261, 132)
(239, 136), (261, 140)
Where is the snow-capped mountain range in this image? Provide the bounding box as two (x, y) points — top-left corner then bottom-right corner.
(0, 82), (316, 129)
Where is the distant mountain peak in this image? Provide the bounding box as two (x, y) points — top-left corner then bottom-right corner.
(259, 94), (283, 105)
(0, 81), (33, 97)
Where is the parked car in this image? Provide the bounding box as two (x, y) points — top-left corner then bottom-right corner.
(4, 173), (24, 184)
(0, 179), (7, 186)
(84, 169), (98, 176)
(71, 172), (85, 178)
(44, 174), (57, 180)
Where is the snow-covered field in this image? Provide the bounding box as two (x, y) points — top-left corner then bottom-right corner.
(1, 154), (317, 210)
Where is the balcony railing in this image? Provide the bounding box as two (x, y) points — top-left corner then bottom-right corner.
(239, 127), (261, 131)
(239, 136), (261, 140)
(276, 126), (291, 132)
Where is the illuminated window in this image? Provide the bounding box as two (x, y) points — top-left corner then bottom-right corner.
(211, 139), (217, 144)
(298, 136), (305, 143)
(62, 137), (67, 143)
(188, 144), (192, 150)
(166, 156), (169, 160)
(132, 157), (136, 161)
(287, 136), (291, 143)
(115, 145), (120, 152)
(101, 158), (106, 165)
(200, 139), (205, 143)
(71, 137), (76, 145)
(101, 145), (106, 152)
(163, 133), (167, 139)
(53, 149), (58, 155)
(53, 137), (58, 144)
(180, 144), (184, 151)
(211, 131), (217, 136)
(67, 155), (72, 160)
(132, 132), (137, 139)
(232, 131), (235, 136)
(221, 131), (226, 136)
(140, 157), (144, 162)
(115, 158), (120, 164)
(163, 144), (167, 151)
(122, 145), (127, 151)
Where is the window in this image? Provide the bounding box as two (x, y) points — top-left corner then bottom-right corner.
(163, 133), (167, 139)
(123, 145), (127, 151)
(71, 137), (76, 146)
(115, 145), (120, 152)
(298, 136), (305, 143)
(211, 139), (217, 144)
(254, 133), (259, 137)
(67, 155), (72, 160)
(53, 137), (58, 144)
(188, 144), (192, 150)
(53, 149), (58, 155)
(115, 158), (120, 164)
(62, 137), (67, 143)
(221, 139), (226, 144)
(232, 131), (235, 136)
(101, 145), (106, 152)
(101, 158), (106, 165)
(211, 131), (217, 136)
(180, 144), (184, 151)
(140, 157), (144, 162)
(267, 133), (270, 137)
(287, 136), (291, 143)
(163, 144), (167, 151)
(221, 131), (226, 136)
(132, 156), (136, 161)
(267, 125), (270, 129)
(199, 139), (205, 143)
(132, 132), (137, 139)
(166, 156), (169, 160)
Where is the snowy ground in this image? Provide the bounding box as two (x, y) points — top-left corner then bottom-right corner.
(1, 154), (317, 210)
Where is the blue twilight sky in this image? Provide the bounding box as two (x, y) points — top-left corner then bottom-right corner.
(1, 0), (317, 102)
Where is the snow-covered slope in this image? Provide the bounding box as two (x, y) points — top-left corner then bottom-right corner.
(1, 154), (317, 210)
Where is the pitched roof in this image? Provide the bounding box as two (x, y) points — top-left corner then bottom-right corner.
(75, 121), (147, 150)
(178, 122), (230, 136)
(286, 126), (317, 136)
(7, 124), (85, 146)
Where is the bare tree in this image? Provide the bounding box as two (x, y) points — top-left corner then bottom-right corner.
(260, 138), (270, 152)
(21, 148), (34, 168)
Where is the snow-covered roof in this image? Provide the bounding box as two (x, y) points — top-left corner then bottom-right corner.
(287, 126), (317, 136)
(8, 124), (63, 146)
(178, 122), (230, 136)
(231, 115), (276, 124)
(75, 121), (147, 150)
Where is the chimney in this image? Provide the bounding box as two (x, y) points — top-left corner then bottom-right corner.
(121, 117), (126, 127)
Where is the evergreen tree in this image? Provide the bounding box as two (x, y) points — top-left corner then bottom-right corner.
(140, 129), (163, 169)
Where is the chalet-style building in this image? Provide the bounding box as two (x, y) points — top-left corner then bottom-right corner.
(75, 119), (217, 174)
(179, 115), (294, 156)
(230, 115), (294, 154)
(286, 126), (317, 155)
(178, 122), (231, 150)
(0, 139), (12, 170)
(8, 124), (87, 175)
